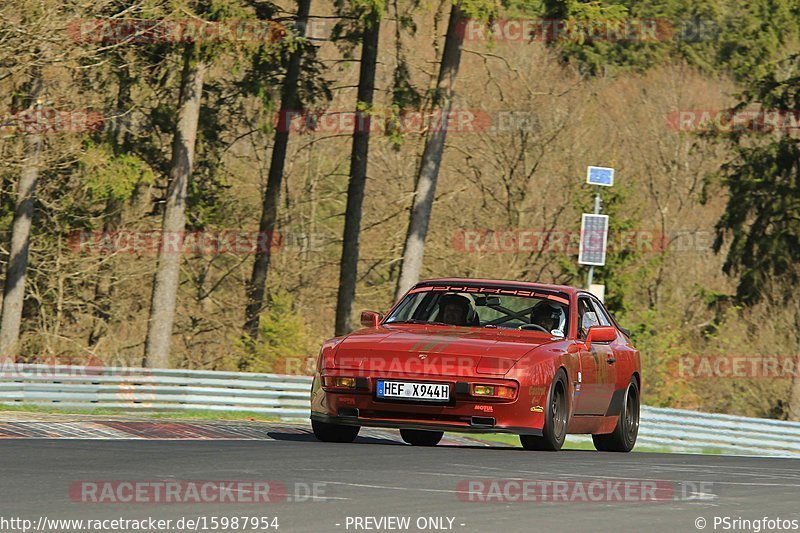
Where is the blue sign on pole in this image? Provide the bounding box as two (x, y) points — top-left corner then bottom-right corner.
(587, 166), (614, 187)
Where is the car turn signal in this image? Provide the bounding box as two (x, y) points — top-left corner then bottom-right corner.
(323, 376), (357, 389)
(471, 384), (515, 399)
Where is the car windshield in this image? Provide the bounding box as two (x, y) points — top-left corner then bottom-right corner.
(385, 288), (569, 337)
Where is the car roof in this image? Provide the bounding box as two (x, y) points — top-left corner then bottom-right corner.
(415, 278), (581, 296)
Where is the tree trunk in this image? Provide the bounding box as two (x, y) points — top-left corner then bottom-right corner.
(0, 105), (42, 360)
(394, 3), (466, 301)
(334, 12), (381, 336)
(243, 0), (312, 343)
(143, 45), (206, 368)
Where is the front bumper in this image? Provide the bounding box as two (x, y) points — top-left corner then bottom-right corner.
(310, 370), (545, 436)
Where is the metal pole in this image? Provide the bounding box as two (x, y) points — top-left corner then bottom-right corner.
(586, 192), (601, 289)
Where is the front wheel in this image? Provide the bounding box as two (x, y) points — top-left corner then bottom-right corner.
(400, 429), (443, 446)
(520, 369), (569, 451)
(312, 419), (360, 443)
(592, 377), (640, 452)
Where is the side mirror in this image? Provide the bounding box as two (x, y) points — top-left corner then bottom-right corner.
(360, 311), (382, 328)
(581, 311), (599, 337)
(585, 325), (616, 348)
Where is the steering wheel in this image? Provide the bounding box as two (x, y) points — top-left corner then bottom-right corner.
(519, 324), (548, 333)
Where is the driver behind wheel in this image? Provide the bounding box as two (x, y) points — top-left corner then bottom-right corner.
(531, 301), (566, 336)
(438, 294), (472, 326)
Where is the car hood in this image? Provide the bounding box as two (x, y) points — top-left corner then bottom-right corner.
(333, 324), (556, 376)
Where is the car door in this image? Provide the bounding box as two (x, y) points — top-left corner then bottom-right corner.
(572, 296), (617, 415)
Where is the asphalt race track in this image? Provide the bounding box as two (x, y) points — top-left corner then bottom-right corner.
(1, 420), (799, 533)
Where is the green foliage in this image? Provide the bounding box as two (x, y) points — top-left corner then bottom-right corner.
(178, 0), (282, 60)
(459, 0), (504, 20)
(331, 0), (384, 55)
(235, 292), (313, 372)
(707, 54), (800, 304)
(543, 0), (628, 20)
(534, 0), (800, 80)
(623, 306), (694, 406)
(389, 2), (421, 122)
(348, 0), (388, 19)
(237, 1), (331, 127)
(703, 0), (800, 81)
(80, 144), (156, 202)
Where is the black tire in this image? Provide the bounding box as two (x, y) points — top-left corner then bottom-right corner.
(311, 419), (360, 443)
(400, 429), (444, 446)
(520, 369), (569, 451)
(592, 377), (640, 452)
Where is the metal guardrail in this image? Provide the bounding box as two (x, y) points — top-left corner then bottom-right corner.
(1, 364), (799, 456)
(0, 364), (312, 418)
(635, 406), (800, 457)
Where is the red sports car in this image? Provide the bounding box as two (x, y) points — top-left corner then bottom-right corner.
(310, 278), (641, 451)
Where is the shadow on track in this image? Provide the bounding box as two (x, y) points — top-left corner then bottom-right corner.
(266, 431), (403, 445)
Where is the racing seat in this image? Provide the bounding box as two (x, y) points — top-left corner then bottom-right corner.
(438, 294), (476, 327)
(466, 307), (481, 326)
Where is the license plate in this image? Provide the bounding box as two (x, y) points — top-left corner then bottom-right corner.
(376, 380), (450, 402)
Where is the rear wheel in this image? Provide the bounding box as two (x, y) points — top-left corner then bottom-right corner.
(311, 419), (360, 443)
(400, 429), (444, 446)
(592, 377), (640, 452)
(520, 369), (569, 451)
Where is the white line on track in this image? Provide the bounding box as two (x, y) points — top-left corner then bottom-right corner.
(446, 463), (800, 488)
(319, 481), (474, 497)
